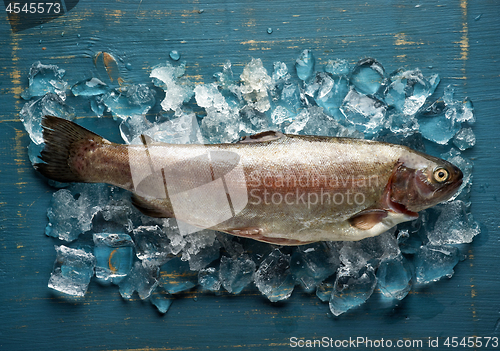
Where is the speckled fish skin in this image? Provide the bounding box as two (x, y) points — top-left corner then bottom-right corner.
(36, 116), (463, 245)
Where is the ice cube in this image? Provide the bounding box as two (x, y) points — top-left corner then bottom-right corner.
(277, 82), (302, 115)
(102, 84), (155, 120)
(172, 230), (220, 270)
(329, 265), (377, 316)
(384, 69), (439, 116)
(425, 200), (480, 245)
(200, 108), (241, 143)
(254, 249), (295, 302)
(453, 127), (476, 151)
(240, 58), (272, 113)
(302, 106), (362, 138)
(90, 95), (106, 117)
(315, 276), (335, 302)
(295, 49), (315, 82)
(418, 109), (461, 144)
(314, 74), (349, 117)
(441, 148), (473, 201)
(118, 261), (159, 299)
(45, 184), (109, 242)
(376, 254), (412, 300)
(239, 106), (271, 135)
(214, 60), (235, 89)
(338, 229), (399, 271)
(93, 233), (134, 280)
(48, 245), (96, 297)
(118, 115), (154, 144)
(385, 109), (419, 135)
(290, 243), (340, 293)
(132, 224), (174, 266)
(27, 140), (43, 166)
(195, 82), (241, 143)
(271, 61), (291, 86)
(198, 267), (221, 292)
(271, 105), (295, 125)
(284, 108), (310, 134)
(150, 286), (174, 313)
(20, 93), (75, 145)
(340, 88), (387, 136)
(150, 62), (194, 113)
(159, 257), (197, 294)
(219, 255), (256, 294)
(21, 61), (67, 100)
(324, 59), (350, 76)
(71, 77), (108, 97)
(350, 58), (385, 96)
(413, 244), (460, 284)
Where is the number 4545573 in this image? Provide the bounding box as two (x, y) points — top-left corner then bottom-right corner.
(444, 337), (498, 348)
(5, 2), (62, 14)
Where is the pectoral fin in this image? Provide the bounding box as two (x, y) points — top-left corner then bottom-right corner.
(348, 209), (388, 230)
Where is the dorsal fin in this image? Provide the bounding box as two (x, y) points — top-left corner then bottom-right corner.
(237, 131), (284, 144)
(140, 134), (155, 145)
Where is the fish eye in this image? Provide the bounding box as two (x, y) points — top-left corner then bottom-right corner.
(433, 167), (449, 183)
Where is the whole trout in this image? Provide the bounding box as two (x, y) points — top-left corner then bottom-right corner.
(36, 116), (462, 245)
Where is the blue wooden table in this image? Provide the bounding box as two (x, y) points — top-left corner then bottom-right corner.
(1, 1), (500, 350)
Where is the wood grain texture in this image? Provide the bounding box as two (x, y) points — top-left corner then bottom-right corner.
(1, 0), (500, 350)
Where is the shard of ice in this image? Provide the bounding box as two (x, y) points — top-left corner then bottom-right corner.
(159, 257), (198, 294)
(384, 69), (439, 116)
(93, 233), (134, 280)
(118, 261), (159, 300)
(198, 267), (221, 292)
(329, 265), (377, 316)
(424, 200), (480, 245)
(340, 88), (387, 136)
(324, 59), (350, 76)
(150, 286), (174, 313)
(414, 244), (460, 284)
(101, 84), (155, 120)
(453, 127), (476, 151)
(219, 255), (256, 294)
(290, 243), (340, 293)
(254, 249), (295, 302)
(20, 93), (75, 145)
(21, 61), (67, 100)
(150, 62), (194, 113)
(71, 77), (109, 97)
(349, 58), (385, 96)
(240, 58), (272, 113)
(295, 50), (315, 82)
(48, 245), (96, 297)
(376, 254), (412, 300)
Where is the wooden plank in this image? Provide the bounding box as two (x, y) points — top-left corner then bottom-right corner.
(1, 0), (500, 350)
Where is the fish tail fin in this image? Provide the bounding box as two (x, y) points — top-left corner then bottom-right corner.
(34, 115), (104, 183)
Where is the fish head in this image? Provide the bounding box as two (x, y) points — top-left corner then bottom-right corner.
(388, 150), (463, 214)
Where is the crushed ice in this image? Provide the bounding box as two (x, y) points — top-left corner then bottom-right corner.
(21, 50), (479, 315)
